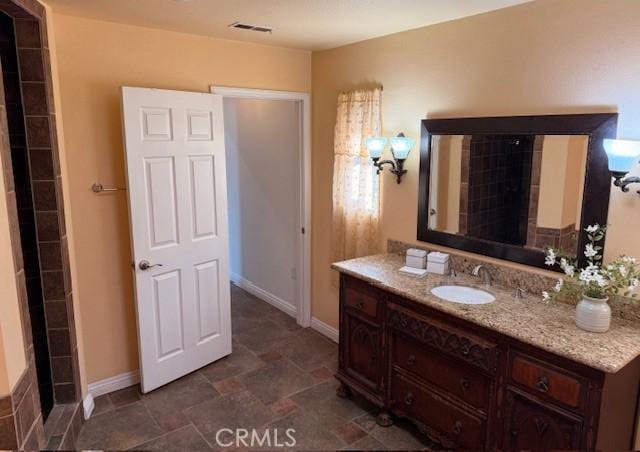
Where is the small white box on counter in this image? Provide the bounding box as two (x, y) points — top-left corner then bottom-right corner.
(406, 255), (427, 269)
(406, 248), (427, 258)
(427, 251), (450, 275)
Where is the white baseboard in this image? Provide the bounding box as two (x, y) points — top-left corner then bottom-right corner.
(83, 393), (95, 420)
(233, 276), (297, 318)
(87, 370), (140, 398)
(311, 317), (339, 343)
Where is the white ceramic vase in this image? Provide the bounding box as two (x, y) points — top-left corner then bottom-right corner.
(575, 295), (611, 333)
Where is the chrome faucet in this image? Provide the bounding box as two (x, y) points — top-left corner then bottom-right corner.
(472, 265), (492, 286)
(514, 287), (526, 300)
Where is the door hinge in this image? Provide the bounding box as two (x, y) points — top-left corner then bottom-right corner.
(301, 227), (305, 234)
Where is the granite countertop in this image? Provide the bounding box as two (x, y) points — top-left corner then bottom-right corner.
(332, 254), (640, 373)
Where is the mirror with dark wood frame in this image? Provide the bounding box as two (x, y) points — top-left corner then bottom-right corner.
(417, 113), (618, 270)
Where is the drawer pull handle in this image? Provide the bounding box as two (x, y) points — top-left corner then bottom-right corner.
(404, 392), (414, 406)
(461, 343), (471, 356)
(406, 354), (416, 366)
(356, 300), (364, 310)
(452, 421), (463, 435)
(536, 375), (550, 393)
(459, 378), (470, 392)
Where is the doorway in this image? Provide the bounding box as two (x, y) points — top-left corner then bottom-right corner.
(212, 86), (311, 328)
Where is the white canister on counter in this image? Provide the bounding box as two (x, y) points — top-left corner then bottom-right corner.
(427, 252), (450, 275)
(406, 255), (427, 269)
(405, 248), (427, 269)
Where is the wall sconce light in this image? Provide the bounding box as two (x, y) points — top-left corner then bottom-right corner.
(603, 138), (640, 193)
(365, 133), (414, 184)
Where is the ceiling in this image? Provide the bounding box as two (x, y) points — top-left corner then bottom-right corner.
(44, 0), (532, 51)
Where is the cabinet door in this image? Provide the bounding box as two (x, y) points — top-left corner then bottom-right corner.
(503, 389), (583, 451)
(343, 312), (383, 391)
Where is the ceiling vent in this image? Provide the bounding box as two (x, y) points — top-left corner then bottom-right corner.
(228, 22), (272, 33)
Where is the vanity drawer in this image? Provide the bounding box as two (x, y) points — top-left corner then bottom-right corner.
(388, 304), (499, 374)
(391, 373), (486, 449)
(344, 286), (379, 320)
(510, 354), (585, 409)
(392, 333), (490, 410)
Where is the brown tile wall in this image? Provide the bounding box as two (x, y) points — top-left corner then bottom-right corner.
(465, 134), (534, 244)
(0, 0), (82, 449)
(43, 402), (82, 450)
(0, 365), (45, 449)
(532, 224), (578, 255)
(2, 10), (56, 421)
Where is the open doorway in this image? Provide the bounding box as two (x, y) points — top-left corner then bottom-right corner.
(212, 87), (311, 328)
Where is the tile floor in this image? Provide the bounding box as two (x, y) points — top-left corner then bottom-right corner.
(76, 284), (436, 450)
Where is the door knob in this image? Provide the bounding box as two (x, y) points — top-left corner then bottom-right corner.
(139, 260), (163, 270)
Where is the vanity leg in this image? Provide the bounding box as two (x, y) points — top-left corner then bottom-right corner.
(376, 410), (393, 427)
(336, 382), (351, 398)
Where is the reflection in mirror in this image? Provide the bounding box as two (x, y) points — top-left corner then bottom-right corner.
(428, 134), (588, 257)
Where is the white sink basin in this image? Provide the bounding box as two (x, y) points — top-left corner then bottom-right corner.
(430, 285), (495, 305)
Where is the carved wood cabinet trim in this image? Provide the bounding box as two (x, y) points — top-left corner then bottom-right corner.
(388, 307), (499, 373)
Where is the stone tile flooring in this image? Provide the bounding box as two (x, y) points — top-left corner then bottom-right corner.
(76, 284), (436, 450)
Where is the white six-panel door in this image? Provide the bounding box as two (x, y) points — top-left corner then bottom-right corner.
(122, 87), (232, 392)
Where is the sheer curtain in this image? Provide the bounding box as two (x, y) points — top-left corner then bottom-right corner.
(332, 87), (382, 264)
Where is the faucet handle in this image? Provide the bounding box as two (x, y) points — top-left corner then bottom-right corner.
(514, 287), (526, 299)
(472, 265), (482, 276)
(449, 267), (457, 278)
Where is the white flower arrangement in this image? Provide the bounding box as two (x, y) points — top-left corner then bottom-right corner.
(543, 224), (640, 303)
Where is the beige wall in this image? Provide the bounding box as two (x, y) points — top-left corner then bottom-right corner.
(312, 0), (640, 329)
(574, 136), (588, 229)
(538, 135), (587, 229)
(0, 99), (25, 394)
(0, 181), (24, 393)
(538, 136), (572, 229)
(431, 135), (462, 233)
(562, 136), (587, 228)
(0, 332), (9, 394)
(51, 13), (311, 385)
(44, 0), (89, 397)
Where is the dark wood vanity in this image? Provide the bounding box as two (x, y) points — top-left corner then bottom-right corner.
(336, 273), (640, 451)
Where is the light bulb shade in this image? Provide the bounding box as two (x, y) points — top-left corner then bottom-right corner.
(603, 138), (640, 174)
(365, 136), (387, 159)
(391, 136), (415, 160)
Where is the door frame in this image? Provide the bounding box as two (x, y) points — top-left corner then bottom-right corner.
(211, 86), (311, 328)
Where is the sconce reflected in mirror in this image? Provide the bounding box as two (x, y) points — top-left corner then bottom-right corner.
(365, 133), (414, 184)
(603, 138), (640, 194)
